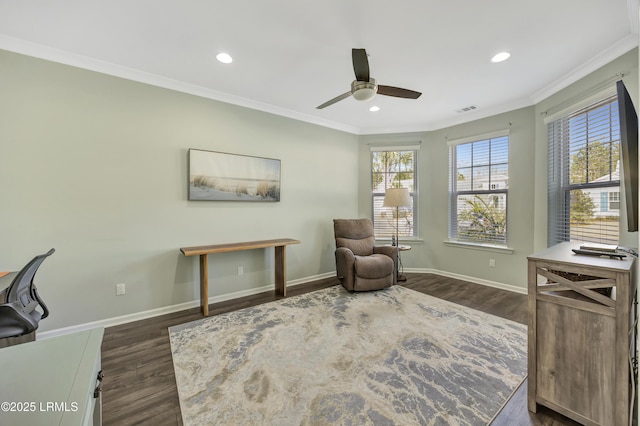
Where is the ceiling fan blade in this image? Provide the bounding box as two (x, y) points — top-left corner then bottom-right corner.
(316, 91), (352, 109)
(352, 48), (370, 82)
(377, 85), (422, 99)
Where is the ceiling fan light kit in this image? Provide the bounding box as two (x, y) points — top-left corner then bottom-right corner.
(316, 48), (421, 109)
(351, 78), (377, 101)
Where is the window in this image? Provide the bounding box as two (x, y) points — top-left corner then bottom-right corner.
(370, 147), (418, 238)
(448, 132), (509, 245)
(609, 191), (620, 210)
(548, 93), (620, 245)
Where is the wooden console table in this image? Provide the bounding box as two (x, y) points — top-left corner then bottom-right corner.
(180, 238), (300, 316)
(527, 242), (636, 426)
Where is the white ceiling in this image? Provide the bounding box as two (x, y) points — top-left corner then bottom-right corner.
(0, 1), (637, 135)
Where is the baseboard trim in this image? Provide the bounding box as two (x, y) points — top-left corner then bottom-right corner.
(38, 271), (336, 340)
(404, 268), (527, 295)
(39, 269), (524, 339)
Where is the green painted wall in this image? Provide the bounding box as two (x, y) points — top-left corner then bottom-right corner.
(358, 107), (535, 289)
(0, 50), (359, 332)
(359, 48), (638, 291)
(1, 46), (637, 332)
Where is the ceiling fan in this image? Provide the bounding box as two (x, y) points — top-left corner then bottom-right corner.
(316, 48), (422, 109)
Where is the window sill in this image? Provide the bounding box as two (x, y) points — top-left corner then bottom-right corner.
(443, 240), (514, 254)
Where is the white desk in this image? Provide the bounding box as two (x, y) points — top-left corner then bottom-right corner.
(0, 328), (104, 425)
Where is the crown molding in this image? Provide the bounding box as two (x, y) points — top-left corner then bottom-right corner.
(0, 35), (361, 135)
(1, 32), (637, 136)
(529, 33), (638, 104)
(360, 98), (535, 135)
(628, 0), (639, 34)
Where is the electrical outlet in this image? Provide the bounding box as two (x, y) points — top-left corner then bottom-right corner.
(116, 283), (126, 296)
(238, 266), (244, 276)
(489, 259), (496, 268)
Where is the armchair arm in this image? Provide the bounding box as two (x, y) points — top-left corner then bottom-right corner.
(374, 245), (398, 258)
(374, 245), (399, 284)
(335, 247), (356, 290)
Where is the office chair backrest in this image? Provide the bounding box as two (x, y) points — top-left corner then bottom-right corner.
(6, 248), (55, 319)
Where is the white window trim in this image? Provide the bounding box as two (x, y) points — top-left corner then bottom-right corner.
(447, 131), (511, 249)
(443, 240), (514, 254)
(446, 129), (510, 147)
(369, 143), (422, 152)
(543, 87), (616, 125)
(370, 144), (421, 240)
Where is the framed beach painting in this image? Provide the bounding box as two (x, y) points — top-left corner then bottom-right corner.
(188, 149), (281, 201)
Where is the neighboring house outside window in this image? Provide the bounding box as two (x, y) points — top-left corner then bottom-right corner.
(370, 146), (419, 239)
(547, 93), (620, 245)
(448, 131), (509, 246)
(609, 191), (620, 210)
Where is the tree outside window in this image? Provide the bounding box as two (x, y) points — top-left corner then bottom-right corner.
(449, 134), (509, 245)
(371, 150), (417, 238)
(548, 94), (620, 245)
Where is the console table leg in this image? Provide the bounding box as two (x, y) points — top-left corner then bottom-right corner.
(274, 245), (286, 297)
(199, 254), (209, 316)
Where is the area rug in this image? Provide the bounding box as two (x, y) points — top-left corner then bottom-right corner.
(169, 285), (527, 425)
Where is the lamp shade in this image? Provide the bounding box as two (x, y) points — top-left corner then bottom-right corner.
(382, 188), (411, 207)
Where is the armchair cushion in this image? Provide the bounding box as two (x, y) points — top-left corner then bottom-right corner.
(354, 255), (394, 279)
(334, 218), (375, 256)
(335, 237), (375, 256)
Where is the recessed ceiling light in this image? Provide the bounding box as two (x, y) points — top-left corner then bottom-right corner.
(216, 52), (233, 64)
(491, 52), (511, 63)
(369, 106), (380, 112)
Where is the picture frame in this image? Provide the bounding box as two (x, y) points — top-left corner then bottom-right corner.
(188, 149), (281, 201)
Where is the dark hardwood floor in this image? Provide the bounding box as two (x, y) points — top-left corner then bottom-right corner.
(101, 273), (579, 425)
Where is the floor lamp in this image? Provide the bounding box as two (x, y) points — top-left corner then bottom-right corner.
(382, 187), (411, 247)
(383, 188), (411, 282)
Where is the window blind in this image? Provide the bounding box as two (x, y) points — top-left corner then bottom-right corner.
(547, 94), (620, 246)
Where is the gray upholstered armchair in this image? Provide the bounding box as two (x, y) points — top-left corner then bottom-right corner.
(333, 218), (398, 291)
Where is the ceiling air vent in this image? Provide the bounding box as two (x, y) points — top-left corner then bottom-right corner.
(456, 105), (479, 113)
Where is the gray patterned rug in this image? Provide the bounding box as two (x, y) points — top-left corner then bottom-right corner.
(169, 285), (527, 425)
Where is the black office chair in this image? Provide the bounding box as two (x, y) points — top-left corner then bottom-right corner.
(0, 248), (54, 339)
